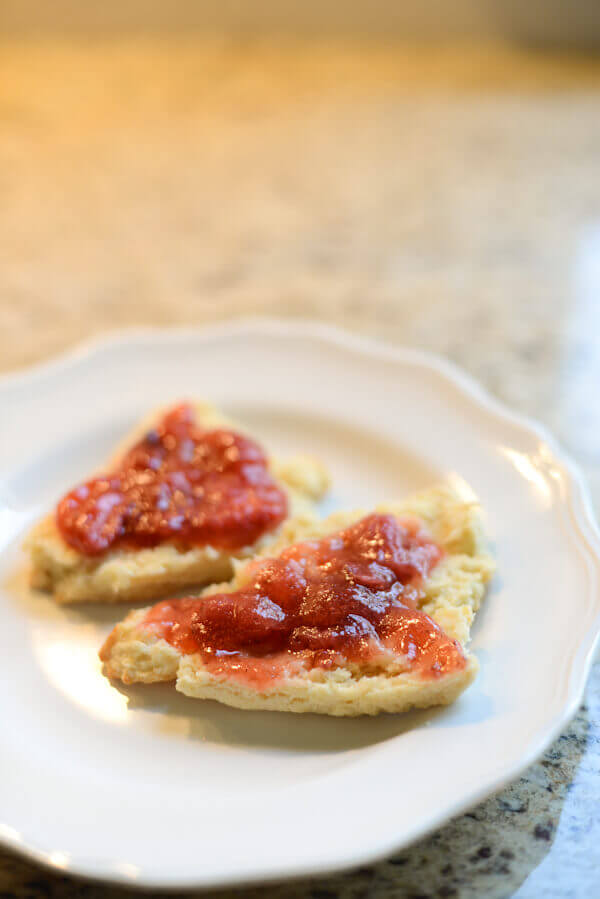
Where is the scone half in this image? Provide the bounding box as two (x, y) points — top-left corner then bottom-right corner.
(101, 483), (494, 716)
(26, 401), (329, 604)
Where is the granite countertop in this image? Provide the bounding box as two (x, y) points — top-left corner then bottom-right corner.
(1, 37), (600, 898)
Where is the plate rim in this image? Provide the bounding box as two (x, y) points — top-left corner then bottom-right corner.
(1, 317), (600, 890)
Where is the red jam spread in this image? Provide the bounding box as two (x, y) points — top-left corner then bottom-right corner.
(56, 404), (288, 556)
(143, 514), (467, 688)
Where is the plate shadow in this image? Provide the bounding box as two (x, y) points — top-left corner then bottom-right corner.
(113, 679), (444, 753)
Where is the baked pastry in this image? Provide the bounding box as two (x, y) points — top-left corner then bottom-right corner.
(27, 401), (329, 604)
(101, 483), (494, 716)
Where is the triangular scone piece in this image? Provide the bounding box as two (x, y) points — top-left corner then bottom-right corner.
(101, 483), (494, 716)
(26, 401), (329, 604)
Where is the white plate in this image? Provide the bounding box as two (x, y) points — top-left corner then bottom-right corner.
(1, 320), (599, 890)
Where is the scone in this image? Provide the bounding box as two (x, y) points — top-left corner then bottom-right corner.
(101, 483), (494, 716)
(27, 401), (329, 604)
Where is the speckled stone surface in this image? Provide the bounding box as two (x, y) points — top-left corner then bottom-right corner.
(1, 37), (600, 898)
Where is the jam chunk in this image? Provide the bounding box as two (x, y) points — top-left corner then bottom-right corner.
(56, 404), (288, 556)
(143, 514), (467, 688)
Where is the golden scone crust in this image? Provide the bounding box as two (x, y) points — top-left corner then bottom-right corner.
(26, 401), (329, 604)
(176, 654), (479, 716)
(101, 482), (494, 716)
(100, 607), (182, 683)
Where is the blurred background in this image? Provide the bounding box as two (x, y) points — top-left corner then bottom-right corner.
(4, 0), (600, 44)
(2, 3), (600, 897)
(2, 4), (600, 488)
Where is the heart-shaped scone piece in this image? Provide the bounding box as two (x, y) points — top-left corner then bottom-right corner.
(101, 482), (494, 716)
(26, 401), (329, 605)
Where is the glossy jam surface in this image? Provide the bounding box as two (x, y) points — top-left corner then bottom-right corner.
(56, 404), (288, 556)
(143, 514), (467, 688)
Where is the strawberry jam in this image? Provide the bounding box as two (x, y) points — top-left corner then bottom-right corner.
(142, 514), (467, 689)
(56, 404), (288, 556)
